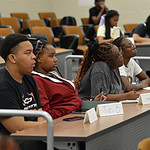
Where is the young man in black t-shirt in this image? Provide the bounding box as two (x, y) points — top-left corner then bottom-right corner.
(0, 34), (47, 150)
(89, 0), (108, 25)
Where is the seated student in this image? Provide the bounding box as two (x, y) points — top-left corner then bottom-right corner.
(131, 15), (150, 43)
(97, 10), (123, 44)
(89, 0), (108, 25)
(74, 41), (139, 101)
(0, 34), (46, 150)
(113, 37), (150, 91)
(30, 39), (106, 119)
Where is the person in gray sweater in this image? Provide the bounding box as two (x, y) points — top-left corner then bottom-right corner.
(74, 41), (139, 101)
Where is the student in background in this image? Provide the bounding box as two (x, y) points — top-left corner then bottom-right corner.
(74, 41), (139, 101)
(97, 10), (123, 44)
(89, 0), (108, 25)
(31, 39), (106, 119)
(113, 36), (150, 91)
(131, 15), (150, 43)
(0, 34), (46, 150)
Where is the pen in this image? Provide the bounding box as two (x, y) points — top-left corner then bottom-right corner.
(100, 88), (103, 93)
(99, 88), (103, 101)
(133, 89), (136, 94)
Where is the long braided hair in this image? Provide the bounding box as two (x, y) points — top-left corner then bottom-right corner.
(105, 10), (119, 39)
(74, 41), (114, 89)
(112, 36), (126, 49)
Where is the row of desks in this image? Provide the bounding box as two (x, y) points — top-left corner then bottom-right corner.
(12, 102), (150, 150)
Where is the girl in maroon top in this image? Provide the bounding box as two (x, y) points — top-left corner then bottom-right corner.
(31, 39), (83, 119)
(31, 39), (105, 119)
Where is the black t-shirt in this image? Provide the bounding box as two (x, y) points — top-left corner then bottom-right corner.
(0, 68), (41, 135)
(89, 6), (106, 25)
(132, 24), (148, 37)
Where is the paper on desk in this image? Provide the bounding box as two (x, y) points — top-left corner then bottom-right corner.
(143, 87), (150, 90)
(121, 98), (139, 103)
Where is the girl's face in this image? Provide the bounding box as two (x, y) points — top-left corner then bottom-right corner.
(122, 39), (136, 58)
(109, 16), (119, 27)
(37, 45), (57, 74)
(107, 45), (123, 70)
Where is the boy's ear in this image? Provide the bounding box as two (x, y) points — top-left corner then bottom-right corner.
(7, 54), (16, 64)
(36, 55), (42, 63)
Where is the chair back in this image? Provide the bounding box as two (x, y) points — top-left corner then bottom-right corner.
(81, 18), (89, 25)
(38, 12), (56, 27)
(0, 28), (14, 36)
(124, 24), (138, 33)
(10, 12), (29, 20)
(64, 26), (84, 45)
(56, 18), (61, 26)
(138, 138), (150, 150)
(10, 13), (30, 29)
(30, 26), (54, 45)
(26, 19), (46, 28)
(0, 17), (21, 33)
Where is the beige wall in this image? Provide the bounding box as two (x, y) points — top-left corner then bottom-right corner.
(0, 0), (150, 29)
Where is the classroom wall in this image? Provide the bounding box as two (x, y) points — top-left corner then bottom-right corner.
(0, 0), (150, 29)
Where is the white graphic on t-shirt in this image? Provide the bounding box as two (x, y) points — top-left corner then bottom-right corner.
(22, 92), (37, 110)
(23, 97), (32, 104)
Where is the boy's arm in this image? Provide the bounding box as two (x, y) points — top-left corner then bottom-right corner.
(1, 116), (44, 134)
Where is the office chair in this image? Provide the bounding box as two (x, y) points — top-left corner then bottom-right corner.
(0, 28), (14, 36)
(10, 12), (29, 20)
(138, 138), (150, 150)
(81, 17), (89, 25)
(64, 26), (88, 53)
(38, 12), (56, 27)
(30, 26), (59, 46)
(25, 19), (46, 28)
(0, 17), (21, 33)
(10, 12), (30, 29)
(60, 35), (84, 55)
(82, 24), (96, 40)
(60, 16), (77, 26)
(123, 24), (138, 33)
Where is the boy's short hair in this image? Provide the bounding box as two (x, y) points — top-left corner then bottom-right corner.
(0, 34), (29, 60)
(95, 0), (105, 3)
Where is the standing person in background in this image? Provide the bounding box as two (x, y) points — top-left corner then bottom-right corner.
(89, 0), (108, 25)
(97, 10), (123, 44)
(74, 41), (139, 101)
(131, 15), (150, 43)
(0, 34), (46, 150)
(113, 36), (150, 91)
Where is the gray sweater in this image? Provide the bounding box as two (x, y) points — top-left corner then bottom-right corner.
(78, 61), (124, 99)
